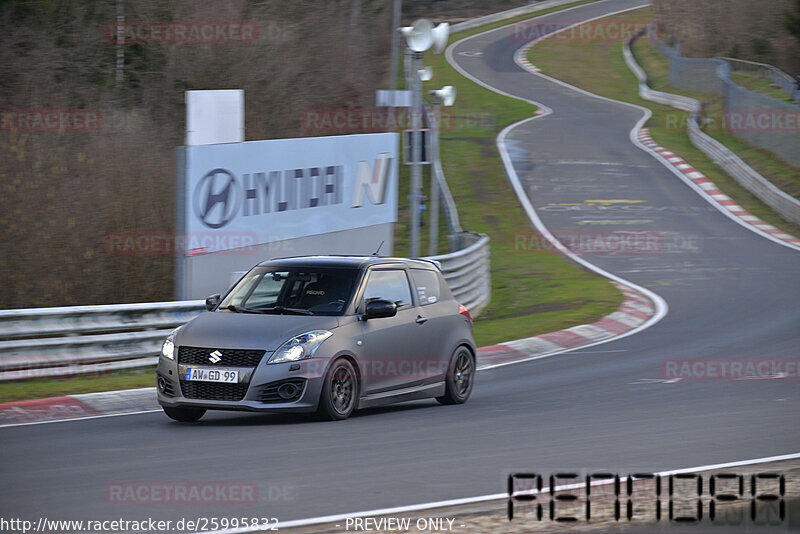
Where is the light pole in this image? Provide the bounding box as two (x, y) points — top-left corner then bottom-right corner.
(388, 0), (401, 92)
(410, 50), (424, 256)
(399, 20), (449, 257)
(428, 86), (456, 256)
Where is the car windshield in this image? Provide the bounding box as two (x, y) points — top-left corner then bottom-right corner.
(218, 266), (359, 316)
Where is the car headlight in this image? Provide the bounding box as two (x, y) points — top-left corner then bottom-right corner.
(267, 330), (332, 364)
(161, 329), (178, 360)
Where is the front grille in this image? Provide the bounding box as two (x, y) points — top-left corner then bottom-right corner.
(178, 346), (266, 367)
(181, 381), (250, 402)
(258, 378), (307, 403)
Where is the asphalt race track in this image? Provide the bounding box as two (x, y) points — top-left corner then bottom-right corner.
(2, 0), (798, 527)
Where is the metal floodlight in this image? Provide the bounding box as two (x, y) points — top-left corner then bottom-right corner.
(401, 19), (434, 52)
(418, 66), (433, 81)
(431, 23), (450, 54)
(430, 85), (457, 107)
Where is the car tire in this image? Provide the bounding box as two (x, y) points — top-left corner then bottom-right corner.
(317, 358), (358, 421)
(436, 346), (475, 405)
(163, 406), (206, 422)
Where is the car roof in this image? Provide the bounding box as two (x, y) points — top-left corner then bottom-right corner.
(257, 255), (441, 271)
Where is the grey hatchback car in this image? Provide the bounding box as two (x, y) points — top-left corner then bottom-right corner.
(156, 256), (476, 421)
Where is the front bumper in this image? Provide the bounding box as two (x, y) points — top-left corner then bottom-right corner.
(156, 354), (330, 413)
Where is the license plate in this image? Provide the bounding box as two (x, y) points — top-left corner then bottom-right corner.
(185, 367), (239, 383)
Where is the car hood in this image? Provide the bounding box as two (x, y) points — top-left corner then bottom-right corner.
(176, 312), (341, 351)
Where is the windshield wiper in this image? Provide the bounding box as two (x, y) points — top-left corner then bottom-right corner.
(220, 304), (313, 315)
(258, 306), (314, 316)
(218, 305), (265, 314)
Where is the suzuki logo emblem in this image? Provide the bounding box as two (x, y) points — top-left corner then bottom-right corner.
(209, 350), (223, 364)
(194, 168), (241, 229)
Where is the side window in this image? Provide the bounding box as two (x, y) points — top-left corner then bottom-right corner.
(411, 269), (440, 305)
(363, 270), (413, 308)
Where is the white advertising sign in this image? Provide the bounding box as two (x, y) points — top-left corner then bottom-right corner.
(186, 90), (244, 146)
(184, 132), (398, 255)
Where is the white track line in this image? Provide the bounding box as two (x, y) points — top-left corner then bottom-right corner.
(202, 451), (800, 533)
(0, 409), (161, 429)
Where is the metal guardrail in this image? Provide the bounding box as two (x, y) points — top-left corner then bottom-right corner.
(427, 232), (491, 318)
(720, 57), (799, 103)
(0, 237), (491, 381)
(626, 31), (800, 228)
(0, 301), (204, 381)
(685, 118), (800, 227)
(623, 33), (700, 113)
(648, 35), (800, 167)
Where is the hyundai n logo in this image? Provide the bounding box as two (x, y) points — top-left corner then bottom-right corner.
(192, 155), (392, 229)
(352, 153), (391, 208)
(209, 350), (222, 364)
(194, 169), (241, 229)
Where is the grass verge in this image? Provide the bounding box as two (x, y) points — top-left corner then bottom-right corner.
(0, 368), (154, 404)
(528, 7), (800, 240)
(730, 72), (796, 104)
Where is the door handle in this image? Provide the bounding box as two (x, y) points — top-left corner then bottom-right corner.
(415, 315), (427, 324)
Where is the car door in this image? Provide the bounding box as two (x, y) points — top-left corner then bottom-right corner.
(409, 267), (452, 381)
(357, 268), (426, 394)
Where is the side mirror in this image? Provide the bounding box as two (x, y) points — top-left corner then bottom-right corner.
(363, 299), (397, 320)
(205, 294), (221, 311)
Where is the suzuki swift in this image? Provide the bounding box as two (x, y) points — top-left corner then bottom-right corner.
(156, 256), (476, 421)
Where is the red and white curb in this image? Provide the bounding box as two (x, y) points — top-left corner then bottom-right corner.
(477, 282), (653, 369)
(0, 388), (158, 427)
(637, 128), (800, 248)
(517, 54), (541, 72)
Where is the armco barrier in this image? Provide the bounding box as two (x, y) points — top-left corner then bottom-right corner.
(625, 31), (800, 228)
(720, 57), (799, 103)
(0, 238), (490, 381)
(427, 232), (491, 318)
(0, 301), (204, 381)
(622, 34), (699, 113)
(649, 36), (800, 167)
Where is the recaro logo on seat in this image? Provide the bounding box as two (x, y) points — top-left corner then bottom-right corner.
(208, 350), (223, 364)
(352, 153), (392, 208)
